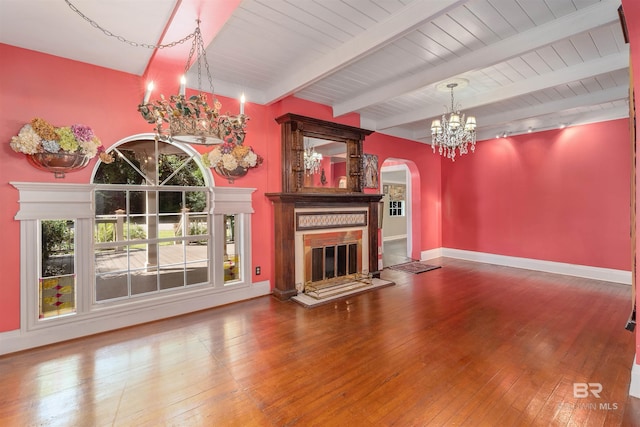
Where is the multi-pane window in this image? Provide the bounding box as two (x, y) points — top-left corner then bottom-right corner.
(94, 187), (210, 301)
(389, 200), (404, 217)
(93, 140), (210, 302)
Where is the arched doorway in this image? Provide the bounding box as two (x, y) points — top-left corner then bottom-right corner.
(380, 158), (421, 267)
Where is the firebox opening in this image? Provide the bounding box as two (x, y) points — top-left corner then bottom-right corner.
(303, 229), (363, 287)
(311, 242), (358, 282)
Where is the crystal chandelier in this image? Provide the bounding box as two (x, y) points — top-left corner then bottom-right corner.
(431, 83), (477, 161)
(138, 21), (247, 145)
(304, 145), (323, 175)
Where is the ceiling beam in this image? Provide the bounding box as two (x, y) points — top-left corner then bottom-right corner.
(479, 86), (629, 128)
(261, 0), (467, 105)
(375, 51), (629, 130)
(333, 0), (621, 117)
(475, 106), (629, 141)
(146, 0), (243, 94)
(375, 104), (629, 144)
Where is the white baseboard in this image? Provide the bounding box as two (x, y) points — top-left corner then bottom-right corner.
(420, 247), (631, 285)
(0, 280), (271, 355)
(421, 248), (443, 261)
(630, 358), (640, 398)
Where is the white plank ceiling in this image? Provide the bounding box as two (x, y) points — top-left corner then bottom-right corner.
(0, 0), (630, 143)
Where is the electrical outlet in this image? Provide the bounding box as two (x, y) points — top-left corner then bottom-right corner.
(255, 266), (261, 275)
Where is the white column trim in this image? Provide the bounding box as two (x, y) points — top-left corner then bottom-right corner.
(630, 358), (640, 398)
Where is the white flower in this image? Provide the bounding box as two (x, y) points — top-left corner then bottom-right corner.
(10, 124), (41, 154)
(243, 150), (258, 167)
(221, 153), (238, 170)
(207, 149), (223, 166)
(79, 139), (99, 158)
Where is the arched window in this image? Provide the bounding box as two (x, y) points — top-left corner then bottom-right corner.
(93, 138), (212, 301)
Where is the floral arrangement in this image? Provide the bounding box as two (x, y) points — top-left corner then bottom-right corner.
(10, 118), (114, 163)
(202, 141), (263, 171)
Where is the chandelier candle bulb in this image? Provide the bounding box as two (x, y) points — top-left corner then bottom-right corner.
(240, 93), (245, 115)
(449, 114), (460, 129)
(431, 119), (442, 135)
(179, 76), (186, 97)
(143, 81), (154, 104)
(465, 116), (476, 130)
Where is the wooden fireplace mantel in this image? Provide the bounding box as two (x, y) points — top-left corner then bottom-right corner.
(268, 114), (381, 301)
(266, 192), (383, 300)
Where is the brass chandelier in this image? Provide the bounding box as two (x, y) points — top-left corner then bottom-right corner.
(65, 0), (247, 146)
(137, 21), (247, 146)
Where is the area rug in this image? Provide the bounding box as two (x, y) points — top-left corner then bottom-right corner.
(388, 261), (441, 274)
(291, 278), (395, 308)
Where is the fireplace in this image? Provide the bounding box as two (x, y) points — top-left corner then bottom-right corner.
(267, 193), (382, 300)
(267, 113), (382, 300)
(300, 228), (377, 300)
(296, 208), (367, 289)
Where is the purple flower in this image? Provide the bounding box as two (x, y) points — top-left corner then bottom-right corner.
(220, 141), (235, 154)
(70, 124), (95, 142)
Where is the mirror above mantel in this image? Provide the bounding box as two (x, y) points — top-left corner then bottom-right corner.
(275, 113), (374, 194)
(302, 137), (348, 189)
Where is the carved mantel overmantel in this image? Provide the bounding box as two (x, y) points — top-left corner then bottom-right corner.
(267, 114), (380, 301)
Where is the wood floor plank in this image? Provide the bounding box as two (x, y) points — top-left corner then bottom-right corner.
(0, 257), (637, 426)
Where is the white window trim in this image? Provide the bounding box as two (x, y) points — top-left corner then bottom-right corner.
(5, 181), (268, 355)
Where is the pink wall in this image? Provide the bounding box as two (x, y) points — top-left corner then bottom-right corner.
(621, 0), (640, 363)
(441, 121), (631, 270)
(0, 44), (145, 331)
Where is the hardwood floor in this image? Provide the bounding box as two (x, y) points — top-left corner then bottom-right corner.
(1, 258), (638, 426)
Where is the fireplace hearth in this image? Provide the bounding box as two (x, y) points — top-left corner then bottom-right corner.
(304, 272), (373, 300)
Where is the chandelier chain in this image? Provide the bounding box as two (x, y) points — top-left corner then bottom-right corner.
(64, 0), (196, 50)
(450, 86), (455, 111)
